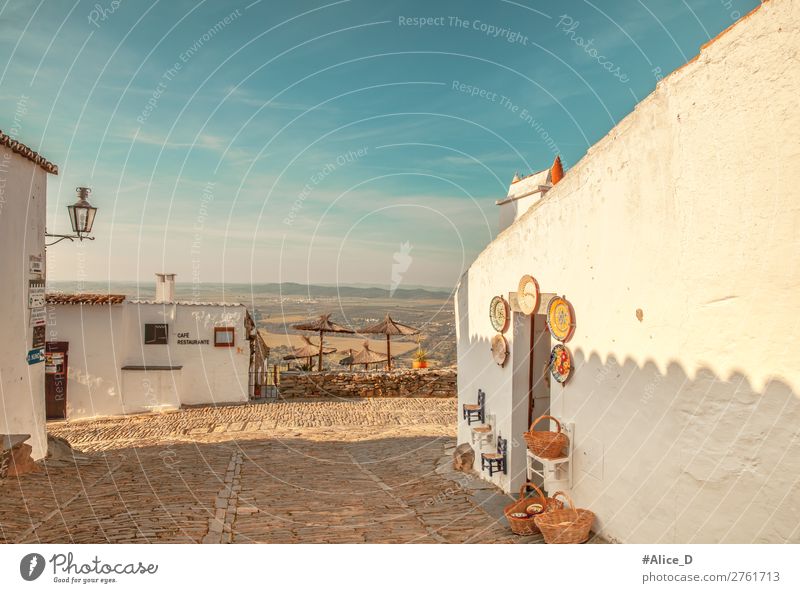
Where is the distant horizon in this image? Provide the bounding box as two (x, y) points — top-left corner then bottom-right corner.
(46, 278), (455, 292)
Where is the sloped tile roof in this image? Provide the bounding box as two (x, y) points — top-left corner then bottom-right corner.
(0, 130), (58, 174)
(46, 293), (126, 305)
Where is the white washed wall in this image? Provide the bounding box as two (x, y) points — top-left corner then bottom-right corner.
(47, 302), (250, 419)
(122, 303), (250, 407)
(46, 304), (126, 418)
(0, 149), (47, 459)
(456, 0), (800, 543)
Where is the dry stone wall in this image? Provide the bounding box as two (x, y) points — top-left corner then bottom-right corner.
(277, 368), (456, 399)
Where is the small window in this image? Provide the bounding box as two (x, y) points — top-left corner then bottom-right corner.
(214, 327), (235, 347)
(144, 323), (169, 345)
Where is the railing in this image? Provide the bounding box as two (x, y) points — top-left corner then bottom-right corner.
(250, 365), (280, 400)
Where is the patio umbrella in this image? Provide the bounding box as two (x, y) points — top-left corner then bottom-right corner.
(356, 314), (419, 370)
(292, 313), (354, 371)
(282, 336), (336, 369)
(283, 336), (336, 368)
(350, 341), (388, 370)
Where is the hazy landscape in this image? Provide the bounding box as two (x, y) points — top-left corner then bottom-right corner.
(48, 281), (457, 369)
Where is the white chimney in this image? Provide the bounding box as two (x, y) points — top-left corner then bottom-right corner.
(155, 273), (176, 303)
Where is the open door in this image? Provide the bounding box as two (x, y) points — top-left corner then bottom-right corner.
(45, 341), (68, 420)
(528, 313), (551, 426)
(511, 308), (552, 492)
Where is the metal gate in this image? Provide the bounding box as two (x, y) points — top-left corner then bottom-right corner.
(250, 364), (279, 400)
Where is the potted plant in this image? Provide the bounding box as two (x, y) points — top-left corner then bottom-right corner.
(412, 348), (428, 369)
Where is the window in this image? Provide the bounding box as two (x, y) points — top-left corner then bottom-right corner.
(144, 323), (169, 345)
(214, 327), (235, 347)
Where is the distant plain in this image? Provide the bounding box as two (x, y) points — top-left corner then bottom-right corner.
(48, 281), (456, 368)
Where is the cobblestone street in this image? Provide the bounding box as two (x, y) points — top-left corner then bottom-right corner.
(0, 400), (541, 544)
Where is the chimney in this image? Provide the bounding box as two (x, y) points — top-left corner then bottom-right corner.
(155, 273), (176, 303)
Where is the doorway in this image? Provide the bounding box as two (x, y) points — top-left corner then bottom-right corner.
(45, 341), (69, 419)
(528, 314), (551, 427)
(510, 309), (552, 492)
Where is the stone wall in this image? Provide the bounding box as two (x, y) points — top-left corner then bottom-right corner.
(277, 368), (457, 399)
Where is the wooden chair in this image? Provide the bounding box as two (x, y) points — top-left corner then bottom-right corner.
(462, 389), (485, 425)
(481, 435), (507, 476)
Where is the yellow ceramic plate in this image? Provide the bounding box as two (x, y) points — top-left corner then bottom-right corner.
(546, 296), (575, 342)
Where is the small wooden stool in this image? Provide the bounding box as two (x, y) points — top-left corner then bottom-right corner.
(462, 389), (485, 425)
(481, 435), (507, 476)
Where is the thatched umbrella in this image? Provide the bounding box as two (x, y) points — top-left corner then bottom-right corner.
(357, 314), (419, 370)
(292, 313), (354, 371)
(283, 336), (336, 369)
(350, 341), (388, 370)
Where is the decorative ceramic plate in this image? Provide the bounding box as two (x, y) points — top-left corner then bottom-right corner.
(517, 274), (540, 315)
(549, 344), (572, 384)
(491, 334), (509, 367)
(489, 295), (510, 333)
(546, 296), (575, 342)
(526, 503), (544, 515)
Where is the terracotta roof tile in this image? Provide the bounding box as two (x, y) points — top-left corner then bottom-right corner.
(0, 130), (58, 174)
(46, 293), (126, 305)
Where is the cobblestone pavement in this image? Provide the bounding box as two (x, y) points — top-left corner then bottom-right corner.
(0, 399), (543, 544)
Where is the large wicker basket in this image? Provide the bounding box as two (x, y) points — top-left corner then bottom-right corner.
(503, 482), (564, 536)
(523, 415), (569, 459)
(533, 491), (595, 544)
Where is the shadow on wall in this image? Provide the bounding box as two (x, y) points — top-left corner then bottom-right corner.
(458, 315), (800, 542)
(566, 349), (800, 543)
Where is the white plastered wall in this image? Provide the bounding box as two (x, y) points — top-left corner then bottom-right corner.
(46, 302), (250, 419)
(0, 148), (48, 459)
(456, 0), (800, 543)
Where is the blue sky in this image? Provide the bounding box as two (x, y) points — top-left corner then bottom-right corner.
(0, 0), (758, 290)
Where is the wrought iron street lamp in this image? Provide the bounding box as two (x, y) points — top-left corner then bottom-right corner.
(46, 187), (98, 246)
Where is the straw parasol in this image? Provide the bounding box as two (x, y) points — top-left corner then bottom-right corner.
(357, 314), (419, 370)
(283, 336), (336, 369)
(350, 341), (388, 370)
(292, 313), (354, 371)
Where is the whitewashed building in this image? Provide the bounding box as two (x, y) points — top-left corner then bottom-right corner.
(45, 274), (262, 420)
(0, 130), (57, 460)
(456, 0), (800, 543)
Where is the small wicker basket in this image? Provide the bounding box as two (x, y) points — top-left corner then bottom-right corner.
(503, 482), (564, 536)
(533, 491), (595, 544)
(523, 415), (569, 459)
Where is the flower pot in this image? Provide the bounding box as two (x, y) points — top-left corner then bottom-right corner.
(412, 360), (428, 369)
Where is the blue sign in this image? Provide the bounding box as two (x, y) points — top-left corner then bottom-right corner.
(27, 348), (44, 365)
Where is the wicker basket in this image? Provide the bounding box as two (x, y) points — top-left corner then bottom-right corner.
(533, 491), (595, 544)
(503, 482), (564, 536)
(523, 415), (569, 459)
